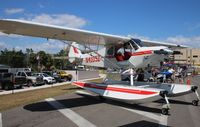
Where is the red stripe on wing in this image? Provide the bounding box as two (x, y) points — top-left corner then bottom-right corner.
(73, 82), (158, 95)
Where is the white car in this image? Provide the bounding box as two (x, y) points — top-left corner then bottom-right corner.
(35, 73), (56, 84)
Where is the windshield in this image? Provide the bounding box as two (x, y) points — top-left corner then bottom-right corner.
(60, 71), (66, 74)
(43, 73), (50, 77)
(26, 72), (32, 76)
(131, 39), (144, 47)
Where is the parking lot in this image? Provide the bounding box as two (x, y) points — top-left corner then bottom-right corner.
(0, 76), (199, 127)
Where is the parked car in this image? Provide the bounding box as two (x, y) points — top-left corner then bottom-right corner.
(57, 71), (72, 81)
(42, 71), (62, 82)
(0, 73), (26, 90)
(16, 71), (44, 86)
(34, 73), (56, 84)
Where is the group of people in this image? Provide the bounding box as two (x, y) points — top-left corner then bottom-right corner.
(121, 65), (188, 83)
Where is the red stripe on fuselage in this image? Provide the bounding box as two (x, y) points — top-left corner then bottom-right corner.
(132, 50), (153, 56)
(106, 50), (153, 59)
(73, 82), (158, 95)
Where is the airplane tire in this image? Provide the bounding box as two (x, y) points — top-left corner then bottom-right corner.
(161, 108), (169, 115)
(192, 100), (199, 106)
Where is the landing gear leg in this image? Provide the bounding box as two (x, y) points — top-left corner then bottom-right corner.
(191, 86), (199, 106)
(160, 91), (170, 115)
(130, 68), (134, 86)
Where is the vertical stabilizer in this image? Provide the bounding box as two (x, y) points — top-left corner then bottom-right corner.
(68, 42), (83, 63)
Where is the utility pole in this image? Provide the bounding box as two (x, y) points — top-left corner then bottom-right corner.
(37, 55), (40, 72)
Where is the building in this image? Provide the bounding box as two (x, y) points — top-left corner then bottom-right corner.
(174, 48), (200, 66)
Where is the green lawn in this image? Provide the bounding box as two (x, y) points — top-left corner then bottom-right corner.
(0, 78), (102, 112)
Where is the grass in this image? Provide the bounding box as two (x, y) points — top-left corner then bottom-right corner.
(0, 78), (103, 112)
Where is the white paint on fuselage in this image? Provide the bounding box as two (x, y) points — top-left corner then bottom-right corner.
(81, 45), (170, 69)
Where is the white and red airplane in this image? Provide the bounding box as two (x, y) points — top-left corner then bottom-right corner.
(0, 19), (199, 115)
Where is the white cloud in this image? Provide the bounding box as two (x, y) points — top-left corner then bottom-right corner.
(0, 13), (87, 39)
(127, 34), (150, 40)
(20, 40), (67, 53)
(0, 42), (6, 49)
(0, 32), (24, 38)
(127, 33), (200, 48)
(188, 23), (200, 31)
(5, 8), (24, 15)
(22, 13), (87, 28)
(166, 35), (200, 47)
(0, 13), (88, 52)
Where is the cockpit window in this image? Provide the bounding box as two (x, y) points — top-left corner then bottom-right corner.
(131, 39), (143, 47)
(107, 46), (115, 55)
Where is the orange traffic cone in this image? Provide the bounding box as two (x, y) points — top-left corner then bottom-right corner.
(187, 78), (191, 85)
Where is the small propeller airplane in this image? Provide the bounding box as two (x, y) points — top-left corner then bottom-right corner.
(0, 19), (199, 115)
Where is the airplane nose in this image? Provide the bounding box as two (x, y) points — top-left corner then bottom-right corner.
(154, 48), (173, 55)
(164, 48), (173, 54)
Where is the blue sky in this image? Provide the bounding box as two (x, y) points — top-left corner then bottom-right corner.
(0, 0), (200, 53)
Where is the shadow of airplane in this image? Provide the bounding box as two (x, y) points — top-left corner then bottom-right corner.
(24, 95), (101, 111)
(119, 120), (170, 127)
(154, 98), (192, 105)
(24, 92), (162, 114)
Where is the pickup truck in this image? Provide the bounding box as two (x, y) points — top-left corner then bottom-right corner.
(16, 71), (44, 86)
(0, 73), (26, 90)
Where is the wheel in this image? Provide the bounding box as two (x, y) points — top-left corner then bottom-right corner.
(27, 81), (32, 87)
(192, 100), (199, 106)
(161, 108), (169, 115)
(67, 75), (72, 81)
(4, 84), (9, 90)
(44, 80), (48, 85)
(18, 85), (23, 89)
(4, 83), (12, 90)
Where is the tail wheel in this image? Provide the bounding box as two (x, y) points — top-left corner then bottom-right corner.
(192, 100), (199, 106)
(161, 108), (169, 115)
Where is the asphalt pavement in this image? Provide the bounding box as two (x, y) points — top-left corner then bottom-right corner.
(0, 76), (200, 127)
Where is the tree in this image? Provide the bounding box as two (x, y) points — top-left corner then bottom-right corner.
(54, 48), (72, 70)
(37, 51), (53, 71)
(0, 49), (26, 67)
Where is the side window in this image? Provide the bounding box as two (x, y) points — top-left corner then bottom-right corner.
(107, 46), (115, 56)
(21, 72), (26, 77)
(17, 72), (21, 76)
(131, 42), (138, 51)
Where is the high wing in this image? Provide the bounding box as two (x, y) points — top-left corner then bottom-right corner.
(0, 19), (187, 48)
(141, 39), (188, 49)
(0, 19), (129, 45)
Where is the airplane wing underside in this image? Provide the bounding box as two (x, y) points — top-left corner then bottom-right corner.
(0, 19), (187, 48)
(0, 19), (129, 45)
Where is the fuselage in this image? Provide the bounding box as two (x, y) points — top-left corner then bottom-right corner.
(69, 41), (173, 69)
